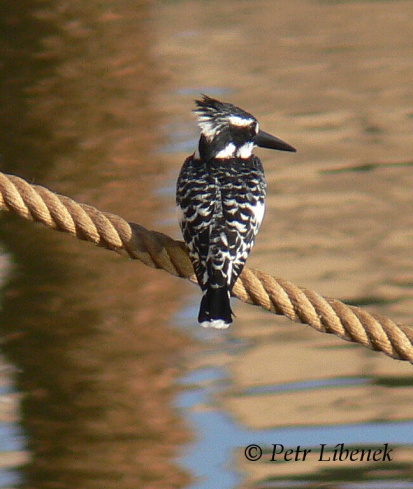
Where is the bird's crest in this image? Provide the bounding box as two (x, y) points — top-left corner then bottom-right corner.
(194, 95), (257, 139)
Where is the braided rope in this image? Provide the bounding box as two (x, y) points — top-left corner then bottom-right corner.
(1, 171), (413, 363)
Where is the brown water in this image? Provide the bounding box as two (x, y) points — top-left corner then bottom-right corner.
(1, 1), (413, 488)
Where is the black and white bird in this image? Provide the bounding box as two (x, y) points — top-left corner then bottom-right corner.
(176, 95), (296, 329)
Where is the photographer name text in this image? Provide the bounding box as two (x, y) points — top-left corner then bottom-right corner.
(244, 443), (393, 462)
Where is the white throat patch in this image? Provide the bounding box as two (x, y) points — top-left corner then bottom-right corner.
(215, 143), (236, 159)
(236, 142), (254, 158)
(213, 141), (255, 159)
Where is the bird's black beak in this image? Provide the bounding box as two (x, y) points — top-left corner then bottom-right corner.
(254, 130), (296, 152)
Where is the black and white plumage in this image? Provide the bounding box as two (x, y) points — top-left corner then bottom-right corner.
(176, 95), (296, 329)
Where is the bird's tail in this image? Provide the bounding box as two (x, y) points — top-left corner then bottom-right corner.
(198, 286), (233, 329)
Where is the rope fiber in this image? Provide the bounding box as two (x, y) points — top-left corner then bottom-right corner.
(1, 171), (413, 364)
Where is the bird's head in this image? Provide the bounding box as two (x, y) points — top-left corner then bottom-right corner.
(194, 95), (296, 161)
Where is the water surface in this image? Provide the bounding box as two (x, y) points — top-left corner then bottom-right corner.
(1, 1), (413, 488)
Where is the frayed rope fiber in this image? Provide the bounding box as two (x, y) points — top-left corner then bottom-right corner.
(1, 171), (413, 363)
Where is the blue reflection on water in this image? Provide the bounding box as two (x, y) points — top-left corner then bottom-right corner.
(173, 301), (413, 489)
(0, 253), (26, 489)
(239, 376), (368, 395)
(0, 392), (26, 488)
(0, 423), (25, 452)
(176, 370), (413, 489)
(0, 469), (23, 489)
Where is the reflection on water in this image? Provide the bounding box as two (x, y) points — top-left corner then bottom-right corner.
(0, 351), (27, 489)
(154, 0), (413, 488)
(0, 248), (26, 488)
(172, 304), (413, 489)
(1, 1), (413, 489)
(0, 1), (189, 488)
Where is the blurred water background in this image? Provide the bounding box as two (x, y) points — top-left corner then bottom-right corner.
(0, 1), (413, 488)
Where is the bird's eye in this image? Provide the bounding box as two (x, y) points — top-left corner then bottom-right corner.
(249, 122), (259, 137)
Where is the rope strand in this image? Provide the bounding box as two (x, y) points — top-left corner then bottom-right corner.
(1, 171), (412, 363)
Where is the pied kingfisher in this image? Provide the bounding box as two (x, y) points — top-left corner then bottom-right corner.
(176, 95), (296, 329)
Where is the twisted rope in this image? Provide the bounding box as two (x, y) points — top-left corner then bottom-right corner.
(1, 171), (413, 363)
